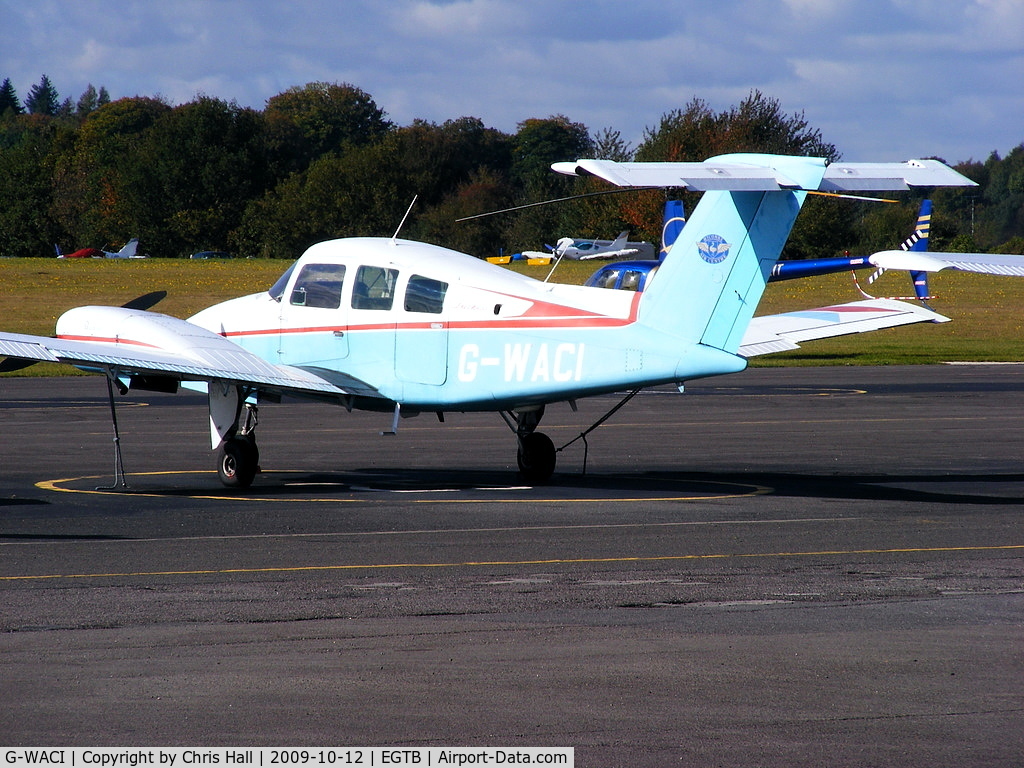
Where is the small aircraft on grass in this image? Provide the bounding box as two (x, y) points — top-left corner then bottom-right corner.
(56, 238), (142, 259)
(0, 153), (977, 489)
(521, 230), (649, 261)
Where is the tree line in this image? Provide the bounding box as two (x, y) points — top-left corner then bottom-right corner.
(1, 75), (1021, 261)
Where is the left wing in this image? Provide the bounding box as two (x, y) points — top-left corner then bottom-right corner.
(0, 306), (375, 399)
(739, 299), (949, 358)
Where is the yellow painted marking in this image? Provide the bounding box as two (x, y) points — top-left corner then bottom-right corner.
(3, 545), (1022, 582)
(35, 471), (771, 503)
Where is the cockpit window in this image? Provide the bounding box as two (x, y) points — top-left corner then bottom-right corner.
(621, 270), (643, 291)
(268, 262), (297, 301)
(404, 275), (447, 314)
(352, 265), (398, 310)
(290, 263), (346, 309)
(587, 268), (620, 289)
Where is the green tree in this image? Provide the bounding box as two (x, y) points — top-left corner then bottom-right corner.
(504, 115), (593, 255)
(52, 96), (171, 249)
(75, 84), (110, 118)
(417, 168), (513, 257)
(635, 91), (841, 258)
(264, 82), (392, 176)
(0, 117), (75, 256)
(124, 97), (271, 256)
(235, 115), (514, 258)
(0, 78), (23, 117)
(24, 75), (60, 116)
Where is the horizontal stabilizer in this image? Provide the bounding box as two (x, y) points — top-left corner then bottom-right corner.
(870, 250), (1024, 277)
(739, 299), (950, 358)
(552, 155), (977, 192)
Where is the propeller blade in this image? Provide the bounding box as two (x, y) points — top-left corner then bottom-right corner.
(121, 290), (167, 311)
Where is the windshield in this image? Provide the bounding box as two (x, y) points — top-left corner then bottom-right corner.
(268, 262), (297, 301)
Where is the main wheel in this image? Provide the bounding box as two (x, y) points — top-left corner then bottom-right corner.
(217, 435), (259, 489)
(517, 431), (556, 483)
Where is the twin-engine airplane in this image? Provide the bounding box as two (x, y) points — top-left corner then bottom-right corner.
(0, 153), (977, 489)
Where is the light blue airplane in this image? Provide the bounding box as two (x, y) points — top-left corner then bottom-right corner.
(0, 154), (977, 489)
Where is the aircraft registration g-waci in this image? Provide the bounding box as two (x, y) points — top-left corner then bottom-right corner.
(0, 153), (977, 490)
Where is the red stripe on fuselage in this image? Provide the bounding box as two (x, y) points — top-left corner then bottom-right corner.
(219, 292), (643, 340)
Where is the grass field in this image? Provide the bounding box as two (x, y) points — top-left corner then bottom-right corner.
(1, 256), (1022, 376)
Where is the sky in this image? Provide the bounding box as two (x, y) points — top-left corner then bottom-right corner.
(1, 0), (1021, 164)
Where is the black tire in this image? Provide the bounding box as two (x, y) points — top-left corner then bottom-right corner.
(517, 431), (556, 483)
(217, 435), (259, 489)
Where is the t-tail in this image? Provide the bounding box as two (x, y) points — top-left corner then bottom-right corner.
(554, 153), (975, 357)
(636, 155), (822, 353)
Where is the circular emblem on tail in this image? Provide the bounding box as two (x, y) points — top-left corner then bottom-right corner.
(698, 234), (731, 264)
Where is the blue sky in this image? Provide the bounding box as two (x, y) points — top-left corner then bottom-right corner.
(2, 0), (1021, 164)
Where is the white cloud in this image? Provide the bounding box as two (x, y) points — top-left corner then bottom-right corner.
(0, 0), (1019, 162)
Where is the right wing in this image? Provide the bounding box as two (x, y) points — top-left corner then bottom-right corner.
(739, 299), (950, 358)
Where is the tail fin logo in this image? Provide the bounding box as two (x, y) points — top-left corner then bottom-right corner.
(698, 234), (731, 264)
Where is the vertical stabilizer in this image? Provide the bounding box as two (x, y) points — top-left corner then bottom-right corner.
(659, 200), (686, 259)
(906, 200), (932, 299)
(638, 155), (826, 353)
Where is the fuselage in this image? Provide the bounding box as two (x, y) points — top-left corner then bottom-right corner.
(187, 237), (744, 412)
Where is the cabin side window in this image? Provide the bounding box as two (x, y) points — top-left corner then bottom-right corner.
(404, 275), (448, 314)
(352, 265), (399, 310)
(290, 263), (346, 309)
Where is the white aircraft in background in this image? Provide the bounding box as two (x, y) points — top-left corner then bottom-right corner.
(522, 230), (644, 261)
(56, 238), (142, 259)
(0, 153), (977, 490)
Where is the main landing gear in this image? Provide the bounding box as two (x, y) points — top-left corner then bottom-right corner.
(503, 390), (643, 484)
(506, 407), (557, 483)
(216, 402), (260, 489)
(211, 384), (261, 489)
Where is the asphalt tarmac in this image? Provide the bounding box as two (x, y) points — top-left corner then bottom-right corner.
(2, 367), (1023, 766)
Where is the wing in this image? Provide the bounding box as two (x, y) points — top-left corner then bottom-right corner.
(739, 299), (950, 358)
(0, 306), (381, 401)
(869, 250), (1024, 277)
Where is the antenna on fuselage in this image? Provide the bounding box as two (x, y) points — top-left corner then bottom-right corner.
(392, 195), (418, 244)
